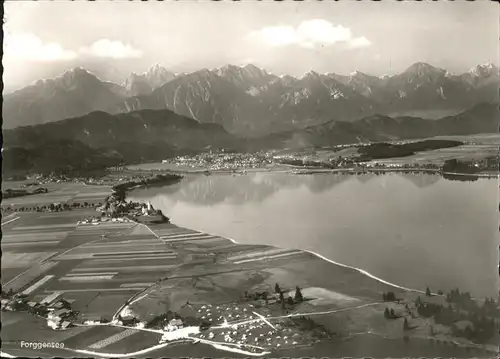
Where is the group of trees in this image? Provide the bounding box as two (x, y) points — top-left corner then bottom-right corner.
(146, 310), (178, 329)
(384, 307), (399, 319)
(414, 288), (500, 343)
(442, 159), (480, 174)
(357, 140), (462, 162)
(382, 291), (397, 302)
(244, 283), (304, 311)
(275, 283), (304, 310)
(290, 316), (331, 339)
(1, 289), (15, 298)
(112, 174), (182, 202)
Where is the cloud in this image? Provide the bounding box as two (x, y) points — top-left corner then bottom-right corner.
(348, 36), (372, 49)
(248, 19), (371, 50)
(79, 39), (143, 59)
(3, 32), (143, 63)
(3, 32), (77, 62)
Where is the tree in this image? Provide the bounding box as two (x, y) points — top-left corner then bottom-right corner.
(279, 291), (285, 303)
(426, 287), (432, 297)
(294, 286), (304, 303)
(275, 283), (281, 294)
(384, 308), (390, 319)
(403, 317), (410, 331)
(415, 296), (422, 307)
(166, 310), (174, 321)
(384, 292), (396, 301)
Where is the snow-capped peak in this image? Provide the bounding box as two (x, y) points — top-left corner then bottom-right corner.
(469, 62), (499, 77)
(301, 70), (320, 79)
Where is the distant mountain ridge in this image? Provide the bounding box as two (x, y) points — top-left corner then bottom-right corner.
(2, 68), (126, 129)
(123, 64), (177, 96)
(3, 108), (239, 176)
(251, 102), (499, 150)
(3, 103), (497, 176)
(3, 62), (499, 134)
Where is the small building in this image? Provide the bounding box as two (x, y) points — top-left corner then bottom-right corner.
(51, 298), (71, 310)
(121, 316), (138, 326)
(49, 308), (72, 320)
(453, 320), (474, 331)
(27, 302), (39, 309)
(40, 292), (61, 306)
(60, 321), (72, 330)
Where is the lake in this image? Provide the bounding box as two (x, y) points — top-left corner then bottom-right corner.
(129, 172), (499, 298)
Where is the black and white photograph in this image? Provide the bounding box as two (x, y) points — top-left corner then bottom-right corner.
(1, 1), (499, 357)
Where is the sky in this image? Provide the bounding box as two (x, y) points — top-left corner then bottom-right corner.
(3, 0), (499, 90)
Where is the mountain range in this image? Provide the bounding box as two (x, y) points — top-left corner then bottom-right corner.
(3, 62), (499, 135)
(3, 63), (500, 136)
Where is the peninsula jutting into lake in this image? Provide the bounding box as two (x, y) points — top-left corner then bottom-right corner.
(2, 1), (499, 357)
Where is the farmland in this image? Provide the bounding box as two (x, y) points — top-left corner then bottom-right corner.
(1, 178), (498, 358)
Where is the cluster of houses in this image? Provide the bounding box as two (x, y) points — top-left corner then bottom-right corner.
(76, 200), (166, 226)
(77, 215), (133, 225)
(1, 292), (77, 331)
(165, 151), (273, 171)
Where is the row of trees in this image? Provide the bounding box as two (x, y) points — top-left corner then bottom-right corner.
(4, 201), (102, 214)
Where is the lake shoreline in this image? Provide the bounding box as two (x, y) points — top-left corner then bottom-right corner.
(124, 164), (498, 179)
(123, 172), (468, 297)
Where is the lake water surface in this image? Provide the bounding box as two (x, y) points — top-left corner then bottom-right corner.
(129, 173), (499, 298)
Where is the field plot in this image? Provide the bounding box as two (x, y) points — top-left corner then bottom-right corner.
(2, 261), (59, 292)
(103, 330), (163, 354)
(2, 183), (111, 207)
(34, 228), (180, 315)
(76, 293), (138, 320)
(2, 230), (71, 253)
(369, 144), (498, 166)
(1, 252), (58, 268)
(62, 325), (130, 349)
(1, 268), (29, 285)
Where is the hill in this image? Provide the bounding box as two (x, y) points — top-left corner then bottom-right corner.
(3, 109), (239, 176)
(251, 102), (499, 150)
